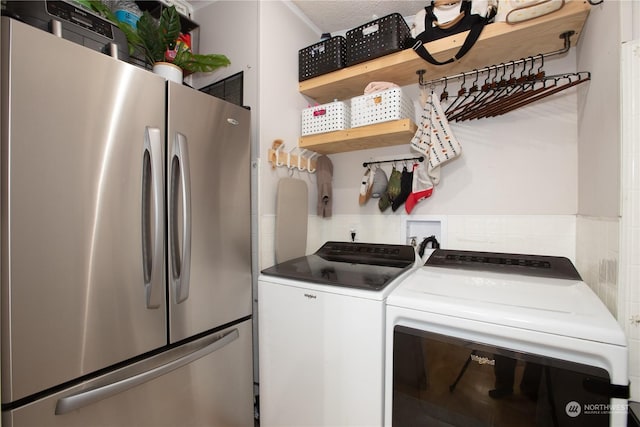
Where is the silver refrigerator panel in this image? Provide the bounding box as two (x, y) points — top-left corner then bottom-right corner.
(166, 82), (252, 343)
(2, 320), (254, 427)
(1, 18), (167, 403)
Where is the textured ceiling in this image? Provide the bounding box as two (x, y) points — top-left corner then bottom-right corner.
(290, 1), (424, 34)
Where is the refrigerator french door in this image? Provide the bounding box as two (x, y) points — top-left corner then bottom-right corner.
(1, 17), (253, 426)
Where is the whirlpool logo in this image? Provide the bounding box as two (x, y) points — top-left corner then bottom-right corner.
(303, 293), (317, 299)
(470, 354), (495, 366)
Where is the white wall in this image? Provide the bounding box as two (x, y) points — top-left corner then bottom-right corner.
(189, 0), (259, 147)
(267, 52), (580, 217)
(325, 56), (578, 218)
(576, 1), (621, 218)
(255, 3), (580, 270)
(257, 1), (319, 218)
(573, 2), (622, 317)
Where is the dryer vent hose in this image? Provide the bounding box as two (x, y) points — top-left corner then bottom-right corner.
(418, 235), (440, 258)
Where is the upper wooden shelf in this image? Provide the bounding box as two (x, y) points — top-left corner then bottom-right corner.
(299, 119), (417, 154)
(299, 0), (591, 103)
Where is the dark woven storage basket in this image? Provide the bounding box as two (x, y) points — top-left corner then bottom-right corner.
(298, 36), (347, 82)
(346, 13), (411, 66)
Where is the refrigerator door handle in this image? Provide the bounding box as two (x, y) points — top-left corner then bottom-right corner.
(55, 328), (239, 415)
(142, 127), (164, 309)
(169, 132), (192, 304)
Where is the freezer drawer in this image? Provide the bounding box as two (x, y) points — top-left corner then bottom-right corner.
(2, 320), (254, 427)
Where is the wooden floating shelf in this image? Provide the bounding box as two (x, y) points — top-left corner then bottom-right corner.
(299, 0), (591, 103)
(299, 119), (417, 154)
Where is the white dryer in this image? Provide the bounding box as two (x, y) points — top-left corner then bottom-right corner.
(385, 249), (629, 427)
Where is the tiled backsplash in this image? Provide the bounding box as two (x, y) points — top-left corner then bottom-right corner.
(576, 216), (620, 315)
(259, 214), (577, 270)
(446, 215), (576, 257)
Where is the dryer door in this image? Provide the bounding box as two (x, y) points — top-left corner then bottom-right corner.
(391, 326), (624, 427)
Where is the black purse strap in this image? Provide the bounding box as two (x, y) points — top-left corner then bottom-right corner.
(413, 1), (488, 66)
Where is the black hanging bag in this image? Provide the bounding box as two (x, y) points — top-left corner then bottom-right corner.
(410, 0), (496, 66)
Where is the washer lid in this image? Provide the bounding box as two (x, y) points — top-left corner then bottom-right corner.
(261, 241), (415, 291)
(388, 261), (626, 347)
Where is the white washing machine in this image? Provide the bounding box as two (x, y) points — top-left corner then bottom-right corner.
(385, 249), (629, 427)
(258, 241), (417, 427)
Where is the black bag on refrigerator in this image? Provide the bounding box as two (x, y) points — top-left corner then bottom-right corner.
(410, 0), (497, 65)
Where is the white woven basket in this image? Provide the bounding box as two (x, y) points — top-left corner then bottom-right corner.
(350, 88), (414, 128)
(301, 101), (351, 136)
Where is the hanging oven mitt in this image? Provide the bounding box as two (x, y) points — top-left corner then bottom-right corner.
(426, 91), (462, 185)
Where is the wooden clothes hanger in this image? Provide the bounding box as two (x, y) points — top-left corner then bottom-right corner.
(488, 72), (590, 118)
(445, 69), (481, 116)
(445, 70), (487, 121)
(457, 72), (590, 121)
(451, 64), (507, 121)
(444, 72), (469, 115)
(416, 32), (588, 122)
(470, 77), (553, 119)
(457, 62), (522, 119)
(442, 57), (589, 122)
(447, 57), (539, 121)
(455, 58), (543, 121)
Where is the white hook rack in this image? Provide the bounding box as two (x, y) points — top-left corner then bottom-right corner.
(269, 140), (318, 173)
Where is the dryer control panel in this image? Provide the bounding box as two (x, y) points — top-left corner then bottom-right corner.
(425, 249), (582, 280)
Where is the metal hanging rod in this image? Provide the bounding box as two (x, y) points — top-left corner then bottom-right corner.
(417, 30), (575, 87)
(362, 156), (424, 168)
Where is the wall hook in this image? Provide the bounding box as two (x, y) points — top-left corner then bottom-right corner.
(268, 140), (318, 173)
(417, 69), (426, 87)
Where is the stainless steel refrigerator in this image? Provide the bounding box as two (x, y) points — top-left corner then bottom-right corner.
(1, 17), (253, 426)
